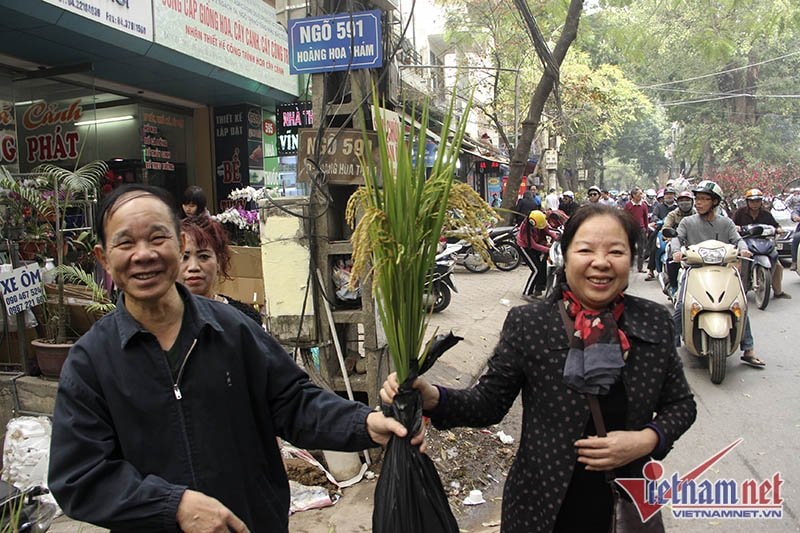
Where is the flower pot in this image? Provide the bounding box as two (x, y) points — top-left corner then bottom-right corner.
(30, 338), (74, 379)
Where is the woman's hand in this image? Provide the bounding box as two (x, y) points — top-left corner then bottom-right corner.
(574, 429), (659, 471)
(380, 372), (440, 412)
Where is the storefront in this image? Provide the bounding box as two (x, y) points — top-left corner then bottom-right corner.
(0, 0), (300, 211)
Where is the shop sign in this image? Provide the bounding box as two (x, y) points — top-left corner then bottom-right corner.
(0, 264), (46, 316)
(276, 101), (313, 157)
(214, 104), (261, 211)
(288, 10), (382, 74)
(42, 0), (153, 40)
(142, 111), (186, 172)
(17, 100), (83, 170)
(153, 0), (296, 96)
(261, 109), (279, 188)
(297, 128), (377, 185)
(0, 102), (18, 170)
(544, 149), (558, 170)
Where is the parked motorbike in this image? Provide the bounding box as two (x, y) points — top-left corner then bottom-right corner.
(447, 226), (522, 273)
(669, 229), (748, 385)
(424, 244), (459, 313)
(739, 224), (776, 310)
(0, 480), (57, 533)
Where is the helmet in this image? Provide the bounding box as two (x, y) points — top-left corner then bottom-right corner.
(664, 186), (676, 195)
(656, 188), (665, 199)
(692, 180), (724, 202)
(528, 210), (547, 229)
(587, 185), (601, 194)
(676, 190), (694, 201)
(744, 188), (764, 201)
(645, 188), (657, 198)
(563, 190), (574, 198)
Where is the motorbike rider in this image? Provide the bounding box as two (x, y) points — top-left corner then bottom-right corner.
(672, 180), (765, 368)
(645, 187), (678, 281)
(732, 188), (791, 299)
(586, 185), (602, 204)
(663, 190), (696, 293)
(517, 210), (557, 300)
(560, 190), (578, 217)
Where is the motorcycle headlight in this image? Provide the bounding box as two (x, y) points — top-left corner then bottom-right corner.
(698, 246), (725, 265)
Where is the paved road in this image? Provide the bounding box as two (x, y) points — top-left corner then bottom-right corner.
(50, 263), (800, 532)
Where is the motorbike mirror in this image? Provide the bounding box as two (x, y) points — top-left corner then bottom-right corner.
(747, 225), (764, 236)
(661, 227), (678, 239)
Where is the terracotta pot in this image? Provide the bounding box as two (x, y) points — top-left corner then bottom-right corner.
(30, 338), (74, 379)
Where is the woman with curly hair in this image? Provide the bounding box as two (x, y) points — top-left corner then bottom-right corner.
(178, 215), (262, 325)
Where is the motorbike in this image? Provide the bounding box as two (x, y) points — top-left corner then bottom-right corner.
(739, 224), (777, 310)
(655, 224), (676, 302)
(424, 244), (459, 313)
(666, 227), (748, 385)
(447, 226), (522, 273)
(543, 230), (564, 300)
(0, 480), (57, 533)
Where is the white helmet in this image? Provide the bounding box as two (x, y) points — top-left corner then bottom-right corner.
(645, 188), (657, 198)
(563, 190), (574, 198)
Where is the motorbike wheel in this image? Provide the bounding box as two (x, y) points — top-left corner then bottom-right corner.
(463, 252), (491, 273)
(753, 264), (771, 310)
(431, 281), (451, 313)
(708, 337), (728, 384)
(493, 244), (522, 271)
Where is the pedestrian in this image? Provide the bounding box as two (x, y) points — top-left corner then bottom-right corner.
(513, 190), (537, 225)
(599, 189), (616, 207)
(790, 202), (800, 271)
(516, 210), (557, 300)
(624, 187), (649, 273)
(672, 180), (766, 368)
(544, 187), (560, 212)
(181, 185), (209, 218)
(178, 215), (264, 324)
(48, 184), (415, 532)
(382, 203), (696, 533)
(731, 188), (792, 299)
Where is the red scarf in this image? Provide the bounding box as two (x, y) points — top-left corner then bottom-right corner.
(562, 289), (630, 355)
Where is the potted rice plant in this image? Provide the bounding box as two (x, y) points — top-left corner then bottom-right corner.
(346, 91), (496, 532)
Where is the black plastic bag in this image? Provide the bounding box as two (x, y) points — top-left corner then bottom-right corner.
(372, 332), (462, 533)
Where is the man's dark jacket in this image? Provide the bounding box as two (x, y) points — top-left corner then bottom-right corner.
(49, 284), (375, 532)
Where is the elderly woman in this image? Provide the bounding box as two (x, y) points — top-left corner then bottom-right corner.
(178, 215), (262, 325)
(382, 204), (697, 532)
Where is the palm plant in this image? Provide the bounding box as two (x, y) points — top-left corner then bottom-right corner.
(0, 161), (108, 344)
(346, 92), (496, 384)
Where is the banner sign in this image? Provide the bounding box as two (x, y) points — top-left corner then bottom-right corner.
(276, 101), (313, 157)
(42, 0), (153, 40)
(16, 100), (84, 173)
(288, 10), (383, 74)
(0, 265), (46, 316)
(153, 0), (297, 96)
(0, 101), (18, 172)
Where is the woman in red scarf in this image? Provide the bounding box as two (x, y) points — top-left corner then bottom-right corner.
(382, 204), (696, 532)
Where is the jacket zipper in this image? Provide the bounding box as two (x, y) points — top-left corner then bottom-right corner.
(173, 338), (198, 400)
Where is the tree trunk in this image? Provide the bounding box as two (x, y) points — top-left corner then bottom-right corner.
(500, 0), (584, 222)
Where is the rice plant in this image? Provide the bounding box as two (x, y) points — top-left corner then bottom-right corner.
(346, 89), (496, 383)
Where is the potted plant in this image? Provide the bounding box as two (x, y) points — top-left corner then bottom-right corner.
(0, 161), (109, 378)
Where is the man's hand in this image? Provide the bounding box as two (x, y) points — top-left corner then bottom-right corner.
(672, 251), (683, 263)
(366, 411), (425, 449)
(739, 249), (753, 258)
(176, 489), (249, 533)
(574, 429), (659, 471)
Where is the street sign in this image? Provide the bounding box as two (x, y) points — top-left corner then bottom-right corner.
(297, 128), (377, 185)
(288, 10), (383, 75)
(544, 149), (558, 170)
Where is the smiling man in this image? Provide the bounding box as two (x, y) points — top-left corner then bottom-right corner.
(48, 184), (413, 532)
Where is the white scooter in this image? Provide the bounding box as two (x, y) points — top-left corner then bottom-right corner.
(665, 228), (748, 385)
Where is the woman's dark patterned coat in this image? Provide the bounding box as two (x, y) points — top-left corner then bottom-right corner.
(428, 295), (697, 533)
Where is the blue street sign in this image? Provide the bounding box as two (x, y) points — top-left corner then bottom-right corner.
(288, 10), (383, 75)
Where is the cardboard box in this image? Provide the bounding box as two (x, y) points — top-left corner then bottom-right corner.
(216, 246), (265, 305)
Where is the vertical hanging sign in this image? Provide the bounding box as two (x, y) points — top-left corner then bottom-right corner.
(276, 101), (313, 157)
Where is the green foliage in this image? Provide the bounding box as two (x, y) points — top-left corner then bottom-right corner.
(55, 264), (116, 316)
